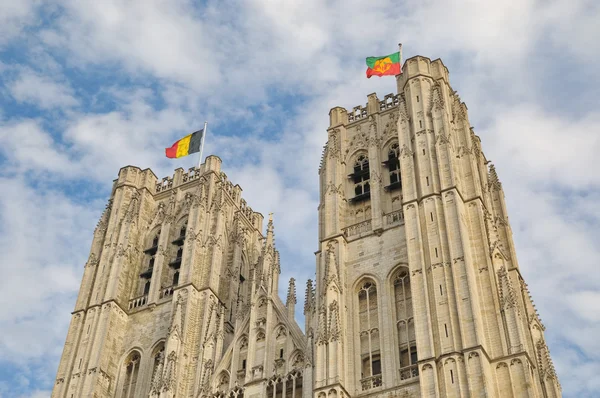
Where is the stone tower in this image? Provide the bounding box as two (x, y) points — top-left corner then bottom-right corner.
(53, 55), (562, 398)
(52, 156), (310, 398)
(309, 55), (561, 398)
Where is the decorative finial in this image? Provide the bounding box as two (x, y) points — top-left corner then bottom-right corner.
(287, 278), (297, 306)
(304, 279), (314, 314)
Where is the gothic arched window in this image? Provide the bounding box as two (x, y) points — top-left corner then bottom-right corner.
(151, 232), (160, 248)
(121, 351), (141, 398)
(350, 154), (371, 203)
(385, 143), (401, 191)
(172, 271), (180, 286)
(358, 280), (381, 390)
(393, 268), (418, 380)
(149, 343), (165, 393)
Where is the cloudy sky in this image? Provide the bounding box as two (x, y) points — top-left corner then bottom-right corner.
(0, 0), (598, 397)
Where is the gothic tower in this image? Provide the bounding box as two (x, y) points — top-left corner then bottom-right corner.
(53, 55), (562, 398)
(52, 156), (310, 398)
(310, 55), (562, 398)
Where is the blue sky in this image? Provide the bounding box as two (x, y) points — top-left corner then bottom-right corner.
(0, 0), (599, 397)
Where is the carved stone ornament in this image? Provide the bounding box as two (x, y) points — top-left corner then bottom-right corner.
(430, 84), (445, 113)
(125, 190), (141, 224)
(327, 129), (341, 159)
(328, 300), (341, 341)
(384, 111), (398, 138)
(400, 144), (414, 159)
(345, 125), (368, 160)
(436, 130), (450, 146)
(86, 253), (99, 267)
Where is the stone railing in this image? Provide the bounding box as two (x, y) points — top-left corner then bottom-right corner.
(399, 365), (419, 381)
(360, 374), (382, 391)
(182, 167), (201, 183)
(129, 294), (148, 310)
(379, 93), (400, 111)
(238, 199), (254, 222)
(156, 167), (201, 193)
(156, 176), (174, 193)
(343, 219), (372, 237)
(347, 105), (367, 122)
(159, 286), (175, 299)
(385, 209), (404, 226)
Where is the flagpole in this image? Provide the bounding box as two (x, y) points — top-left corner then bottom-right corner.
(398, 42), (403, 64)
(198, 121), (208, 169)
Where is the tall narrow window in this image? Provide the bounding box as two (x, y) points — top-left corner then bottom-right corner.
(393, 269), (418, 381)
(172, 271), (179, 286)
(121, 352), (141, 398)
(358, 280), (381, 390)
(169, 220), (187, 278)
(143, 280), (151, 296)
(350, 154), (371, 203)
(385, 143), (401, 191)
(150, 344), (164, 391)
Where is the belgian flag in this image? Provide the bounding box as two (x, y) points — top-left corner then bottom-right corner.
(165, 129), (204, 159)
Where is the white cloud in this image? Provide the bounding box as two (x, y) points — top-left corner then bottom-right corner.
(0, 176), (100, 372)
(0, 0), (39, 47)
(8, 68), (79, 110)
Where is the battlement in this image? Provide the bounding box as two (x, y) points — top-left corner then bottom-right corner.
(117, 155), (262, 230)
(396, 55), (449, 89)
(329, 92), (401, 127)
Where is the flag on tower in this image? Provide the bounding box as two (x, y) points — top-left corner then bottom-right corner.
(366, 51), (401, 78)
(165, 129), (204, 159)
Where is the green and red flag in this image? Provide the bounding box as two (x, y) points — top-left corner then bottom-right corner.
(165, 129), (204, 159)
(366, 52), (401, 78)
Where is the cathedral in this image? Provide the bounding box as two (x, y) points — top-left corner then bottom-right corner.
(52, 56), (562, 398)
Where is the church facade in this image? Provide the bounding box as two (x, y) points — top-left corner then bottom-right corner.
(52, 56), (562, 398)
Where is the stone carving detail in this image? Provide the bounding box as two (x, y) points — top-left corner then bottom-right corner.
(327, 129), (341, 159)
(328, 300), (341, 341)
(430, 83), (445, 113)
(150, 202), (166, 229)
(95, 199), (113, 235)
(436, 130), (450, 146)
(325, 181), (343, 197)
(488, 164), (502, 191)
(85, 253), (98, 268)
(497, 266), (518, 311)
(383, 111), (398, 138)
(316, 303), (328, 345)
(304, 279), (315, 315)
(345, 125), (368, 159)
(124, 190), (141, 224)
(400, 144), (414, 159)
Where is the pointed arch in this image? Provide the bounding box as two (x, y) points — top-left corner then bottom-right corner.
(348, 152), (371, 203)
(354, 277), (382, 389)
(118, 349), (143, 398)
(148, 341), (165, 395)
(389, 265), (418, 381)
(383, 140), (401, 191)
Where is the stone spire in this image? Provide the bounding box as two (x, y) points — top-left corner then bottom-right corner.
(266, 212), (275, 246)
(286, 278), (296, 319)
(304, 279), (314, 315)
